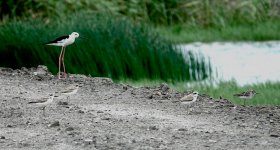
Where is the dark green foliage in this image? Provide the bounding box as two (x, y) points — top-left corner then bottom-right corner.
(0, 13), (210, 81)
(1, 0), (280, 26)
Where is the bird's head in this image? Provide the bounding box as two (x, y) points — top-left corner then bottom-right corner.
(192, 91), (199, 98)
(71, 32), (79, 38)
(250, 89), (259, 95)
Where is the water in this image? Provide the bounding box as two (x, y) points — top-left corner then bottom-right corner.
(180, 41), (280, 86)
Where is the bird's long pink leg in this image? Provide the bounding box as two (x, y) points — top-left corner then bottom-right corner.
(58, 47), (64, 79)
(62, 46), (67, 78)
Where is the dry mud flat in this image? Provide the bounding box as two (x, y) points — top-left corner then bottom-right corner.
(0, 66), (280, 150)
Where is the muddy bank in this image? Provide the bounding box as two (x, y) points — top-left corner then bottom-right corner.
(0, 66), (279, 150)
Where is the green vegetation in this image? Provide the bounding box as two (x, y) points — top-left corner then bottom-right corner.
(2, 0), (279, 26)
(0, 13), (210, 81)
(156, 20), (280, 43)
(1, 0), (280, 43)
(120, 80), (280, 106)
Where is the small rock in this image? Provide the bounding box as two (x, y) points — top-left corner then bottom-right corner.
(161, 95), (171, 99)
(101, 117), (110, 120)
(270, 134), (279, 138)
(57, 101), (69, 105)
(209, 139), (217, 143)
(78, 110), (85, 113)
(97, 110), (104, 113)
(83, 139), (94, 145)
(178, 128), (187, 131)
(26, 121), (32, 125)
(269, 120), (274, 123)
(0, 136), (5, 139)
(147, 94), (153, 99)
(48, 121), (60, 127)
(123, 86), (128, 91)
(148, 126), (159, 131)
(6, 125), (12, 128)
(65, 127), (74, 131)
(154, 91), (162, 96)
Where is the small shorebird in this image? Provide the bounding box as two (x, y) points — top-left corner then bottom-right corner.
(44, 32), (80, 79)
(233, 89), (258, 106)
(28, 93), (56, 116)
(180, 91), (199, 114)
(61, 84), (81, 99)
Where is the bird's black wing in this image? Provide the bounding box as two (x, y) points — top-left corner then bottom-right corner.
(43, 35), (69, 44)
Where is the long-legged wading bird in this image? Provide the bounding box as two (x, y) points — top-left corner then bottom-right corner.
(44, 32), (79, 79)
(233, 89), (258, 106)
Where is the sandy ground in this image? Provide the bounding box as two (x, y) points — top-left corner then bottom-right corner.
(0, 66), (279, 150)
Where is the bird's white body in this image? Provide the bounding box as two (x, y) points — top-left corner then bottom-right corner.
(29, 94), (55, 107)
(28, 94), (55, 116)
(180, 91), (199, 105)
(61, 84), (80, 99)
(238, 95), (254, 99)
(46, 32), (79, 47)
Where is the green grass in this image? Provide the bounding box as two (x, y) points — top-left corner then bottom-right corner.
(156, 20), (280, 43)
(1, 0), (279, 26)
(119, 80), (280, 106)
(0, 12), (210, 82)
(1, 0), (280, 43)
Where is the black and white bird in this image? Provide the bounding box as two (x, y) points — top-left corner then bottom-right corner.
(44, 32), (80, 79)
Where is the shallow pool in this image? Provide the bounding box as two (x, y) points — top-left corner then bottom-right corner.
(180, 41), (280, 86)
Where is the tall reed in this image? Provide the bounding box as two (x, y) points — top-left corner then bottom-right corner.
(0, 13), (211, 81)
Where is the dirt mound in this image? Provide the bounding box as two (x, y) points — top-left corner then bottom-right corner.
(0, 66), (279, 149)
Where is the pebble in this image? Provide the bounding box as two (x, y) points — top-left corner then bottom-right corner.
(48, 121), (60, 127)
(83, 139), (94, 145)
(147, 94), (153, 99)
(57, 101), (69, 106)
(97, 110), (104, 113)
(148, 126), (159, 131)
(78, 110), (85, 113)
(26, 121), (32, 125)
(178, 128), (187, 131)
(101, 117), (110, 120)
(270, 134), (279, 138)
(65, 127), (74, 131)
(122, 86), (128, 91)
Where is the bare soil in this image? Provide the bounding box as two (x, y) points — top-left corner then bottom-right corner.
(0, 66), (279, 150)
